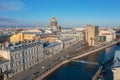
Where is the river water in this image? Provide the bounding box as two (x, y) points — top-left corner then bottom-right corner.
(46, 44), (120, 80)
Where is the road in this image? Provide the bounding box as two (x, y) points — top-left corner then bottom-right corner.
(36, 40), (118, 80)
(8, 40), (119, 80)
(8, 41), (85, 80)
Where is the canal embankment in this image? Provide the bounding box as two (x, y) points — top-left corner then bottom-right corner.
(36, 41), (118, 80)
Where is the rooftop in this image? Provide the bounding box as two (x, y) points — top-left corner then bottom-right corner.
(112, 50), (120, 68)
(22, 32), (40, 34)
(0, 33), (12, 37)
(58, 37), (74, 41)
(0, 40), (44, 51)
(45, 42), (61, 48)
(0, 57), (8, 65)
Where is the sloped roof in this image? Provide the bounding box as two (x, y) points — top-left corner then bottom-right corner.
(112, 50), (120, 68)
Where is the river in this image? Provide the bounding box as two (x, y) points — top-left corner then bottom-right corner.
(46, 44), (120, 80)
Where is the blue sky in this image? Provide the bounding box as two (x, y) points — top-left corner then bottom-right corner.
(0, 0), (120, 27)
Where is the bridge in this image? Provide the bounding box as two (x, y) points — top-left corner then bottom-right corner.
(8, 40), (120, 80)
(71, 60), (99, 65)
(36, 40), (120, 80)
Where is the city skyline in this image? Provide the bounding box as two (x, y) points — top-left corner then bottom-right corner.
(0, 0), (120, 27)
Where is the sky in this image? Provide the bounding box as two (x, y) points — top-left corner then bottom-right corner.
(0, 0), (120, 28)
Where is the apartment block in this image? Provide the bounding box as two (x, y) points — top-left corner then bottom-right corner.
(44, 42), (62, 58)
(0, 40), (44, 79)
(86, 24), (99, 46)
(0, 57), (10, 80)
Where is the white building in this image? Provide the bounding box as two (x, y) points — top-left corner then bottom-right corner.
(0, 58), (10, 80)
(21, 28), (42, 34)
(0, 40), (44, 79)
(99, 28), (116, 42)
(112, 50), (120, 80)
(74, 27), (85, 31)
(61, 30), (85, 44)
(44, 42), (62, 58)
(57, 37), (74, 49)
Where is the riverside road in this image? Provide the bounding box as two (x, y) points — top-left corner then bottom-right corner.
(46, 44), (120, 80)
(8, 40), (120, 80)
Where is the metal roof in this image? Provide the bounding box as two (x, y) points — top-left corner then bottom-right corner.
(0, 33), (12, 37)
(45, 42), (61, 48)
(0, 57), (8, 65)
(112, 50), (120, 68)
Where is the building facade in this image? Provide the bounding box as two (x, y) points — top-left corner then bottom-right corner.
(61, 29), (85, 44)
(0, 59), (10, 80)
(0, 40), (44, 79)
(99, 28), (116, 42)
(10, 32), (39, 43)
(44, 42), (62, 58)
(57, 37), (74, 49)
(86, 24), (99, 46)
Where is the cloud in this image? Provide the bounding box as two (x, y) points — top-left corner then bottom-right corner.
(0, 17), (44, 28)
(0, 17), (25, 26)
(0, 17), (18, 22)
(0, 0), (24, 11)
(0, 17), (41, 27)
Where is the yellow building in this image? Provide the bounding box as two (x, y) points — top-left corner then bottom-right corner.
(86, 24), (99, 46)
(10, 32), (24, 43)
(23, 32), (37, 40)
(40, 35), (59, 42)
(10, 32), (37, 43)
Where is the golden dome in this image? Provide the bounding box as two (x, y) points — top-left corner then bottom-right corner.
(51, 17), (56, 22)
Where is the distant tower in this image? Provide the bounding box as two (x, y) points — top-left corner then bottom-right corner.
(50, 17), (57, 27)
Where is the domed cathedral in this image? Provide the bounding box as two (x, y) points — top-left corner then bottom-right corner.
(50, 17), (57, 27)
(50, 17), (62, 31)
(45, 17), (61, 32)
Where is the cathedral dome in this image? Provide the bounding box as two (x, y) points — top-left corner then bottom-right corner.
(51, 17), (57, 22)
(50, 17), (57, 27)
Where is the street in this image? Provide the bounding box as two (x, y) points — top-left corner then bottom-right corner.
(8, 41), (85, 80)
(8, 40), (118, 80)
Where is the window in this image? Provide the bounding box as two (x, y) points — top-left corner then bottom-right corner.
(11, 56), (13, 60)
(6, 65), (8, 70)
(16, 69), (17, 72)
(32, 49), (34, 53)
(11, 64), (13, 67)
(25, 58), (27, 62)
(20, 53), (22, 57)
(14, 55), (16, 59)
(27, 58), (29, 62)
(13, 55), (15, 59)
(16, 54), (18, 58)
(0, 68), (2, 73)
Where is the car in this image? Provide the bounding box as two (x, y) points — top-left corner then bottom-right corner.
(42, 66), (45, 69)
(33, 71), (39, 75)
(81, 60), (85, 63)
